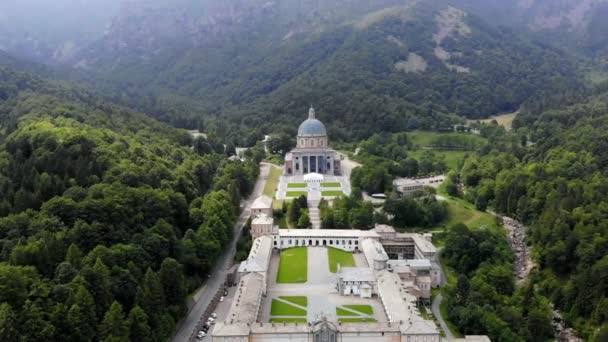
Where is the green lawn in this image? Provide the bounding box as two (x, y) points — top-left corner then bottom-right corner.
(286, 191), (308, 197)
(321, 182), (341, 188)
(276, 247), (308, 283)
(270, 299), (306, 316)
(338, 318), (377, 323)
(279, 296), (308, 307)
(327, 247), (356, 273)
(264, 166), (283, 197)
(336, 307), (359, 316)
(287, 183), (307, 188)
(270, 318), (307, 323)
(408, 150), (471, 171)
(321, 190), (344, 197)
(408, 131), (486, 147)
(343, 305), (374, 315)
(442, 196), (497, 229)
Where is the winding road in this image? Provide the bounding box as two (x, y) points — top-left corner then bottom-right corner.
(171, 163), (271, 342)
(431, 293), (453, 341)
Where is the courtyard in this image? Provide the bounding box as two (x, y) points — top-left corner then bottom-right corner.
(263, 247), (387, 323)
(276, 174), (351, 200)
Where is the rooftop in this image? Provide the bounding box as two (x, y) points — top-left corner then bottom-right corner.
(376, 271), (422, 324)
(279, 229), (380, 238)
(225, 272), (265, 324)
(237, 236), (273, 274)
(338, 267), (377, 282)
(362, 238), (389, 264)
(252, 195), (273, 210)
(298, 107), (327, 137)
(374, 224), (396, 234)
(252, 213), (274, 225)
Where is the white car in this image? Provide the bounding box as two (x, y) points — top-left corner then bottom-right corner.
(220, 296), (225, 302)
(211, 313), (218, 318)
(207, 317), (215, 323)
(197, 331), (206, 338)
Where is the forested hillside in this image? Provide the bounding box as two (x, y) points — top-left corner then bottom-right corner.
(60, 0), (582, 143)
(0, 66), (262, 341)
(460, 86), (608, 340)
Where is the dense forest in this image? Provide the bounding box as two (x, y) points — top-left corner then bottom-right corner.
(0, 0), (580, 145)
(0, 66), (262, 341)
(459, 87), (608, 340)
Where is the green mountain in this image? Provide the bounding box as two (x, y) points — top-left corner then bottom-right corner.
(0, 64), (261, 340)
(64, 0), (582, 142)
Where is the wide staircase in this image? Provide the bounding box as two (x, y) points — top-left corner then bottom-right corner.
(307, 199), (321, 229)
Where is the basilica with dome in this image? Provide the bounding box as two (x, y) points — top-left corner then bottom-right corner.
(284, 107), (341, 175)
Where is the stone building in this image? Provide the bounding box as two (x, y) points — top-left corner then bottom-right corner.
(284, 107), (341, 175)
(251, 195), (273, 217)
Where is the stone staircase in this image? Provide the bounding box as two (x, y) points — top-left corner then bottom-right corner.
(307, 199), (321, 229)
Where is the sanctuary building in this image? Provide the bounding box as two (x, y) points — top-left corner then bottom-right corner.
(285, 107), (341, 176)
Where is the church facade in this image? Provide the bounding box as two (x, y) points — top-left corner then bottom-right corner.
(284, 107), (341, 175)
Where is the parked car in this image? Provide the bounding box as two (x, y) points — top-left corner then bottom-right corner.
(223, 289), (228, 296)
(211, 313), (218, 318)
(197, 330), (206, 338)
(220, 296), (224, 302)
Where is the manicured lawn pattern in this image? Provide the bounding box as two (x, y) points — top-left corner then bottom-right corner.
(336, 304), (375, 323)
(271, 299), (306, 316)
(344, 305), (374, 315)
(264, 166), (283, 197)
(276, 247), (308, 283)
(338, 318), (377, 323)
(270, 318), (307, 323)
(287, 183), (307, 188)
(321, 182), (341, 187)
(321, 190), (343, 197)
(286, 191), (308, 197)
(279, 296), (308, 307)
(327, 247), (356, 273)
(336, 307), (359, 316)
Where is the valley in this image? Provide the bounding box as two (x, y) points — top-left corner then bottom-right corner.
(0, 1), (607, 341)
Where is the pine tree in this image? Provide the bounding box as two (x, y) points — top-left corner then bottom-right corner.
(128, 306), (152, 342)
(99, 301), (129, 342)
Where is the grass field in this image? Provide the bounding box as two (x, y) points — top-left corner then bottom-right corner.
(276, 247), (308, 283)
(321, 182), (341, 187)
(280, 296), (308, 307)
(343, 305), (374, 315)
(408, 131), (486, 147)
(270, 299), (306, 316)
(476, 112), (518, 130)
(408, 150), (471, 171)
(264, 166), (283, 197)
(327, 247), (356, 273)
(287, 183), (307, 188)
(286, 191), (308, 197)
(338, 318), (377, 323)
(442, 195), (497, 229)
(322, 190), (344, 197)
(270, 318), (307, 323)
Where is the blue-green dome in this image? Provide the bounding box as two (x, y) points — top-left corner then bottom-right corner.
(298, 118), (327, 136)
(298, 106), (327, 136)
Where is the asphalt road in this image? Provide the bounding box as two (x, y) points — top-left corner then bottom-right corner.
(171, 163), (271, 342)
(431, 293), (454, 341)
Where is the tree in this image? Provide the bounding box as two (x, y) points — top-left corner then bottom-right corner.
(159, 258), (186, 310)
(0, 303), (18, 342)
(128, 306), (152, 342)
(65, 243), (82, 268)
(135, 269), (165, 319)
(99, 301), (129, 342)
(297, 211), (311, 228)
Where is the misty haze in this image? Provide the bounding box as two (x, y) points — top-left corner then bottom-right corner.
(0, 1), (606, 342)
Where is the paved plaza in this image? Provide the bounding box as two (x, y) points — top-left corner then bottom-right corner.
(261, 247), (387, 323)
(275, 174), (352, 200)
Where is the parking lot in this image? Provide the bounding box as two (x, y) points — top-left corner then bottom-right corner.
(195, 286), (236, 340)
